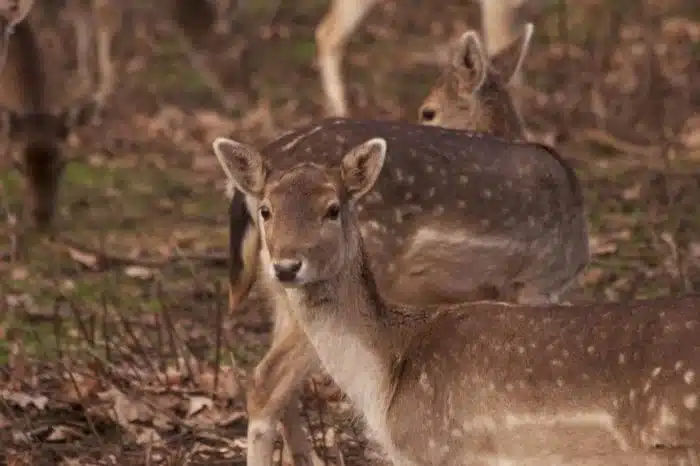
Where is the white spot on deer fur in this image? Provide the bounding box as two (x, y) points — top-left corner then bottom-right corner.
(629, 389), (637, 401)
(648, 397), (657, 412)
(457, 200), (466, 208)
(619, 353), (626, 364)
(425, 164), (434, 173)
(651, 367), (662, 378)
(657, 402), (678, 426)
(586, 345), (595, 354)
(685, 370), (696, 385)
(280, 125), (322, 151)
(556, 378), (565, 388)
(684, 394), (698, 410)
(427, 187), (436, 198)
(459, 175), (469, 184)
(419, 372), (432, 393)
(450, 428), (463, 438)
(675, 361), (684, 370)
(404, 192), (413, 201)
(365, 191), (383, 204)
(483, 189), (492, 199)
(407, 227), (510, 256)
(503, 411), (631, 450)
(643, 381), (652, 394)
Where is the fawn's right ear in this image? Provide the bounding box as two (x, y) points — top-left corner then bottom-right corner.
(490, 22), (534, 85)
(212, 137), (268, 199)
(452, 30), (488, 92)
(341, 138), (387, 201)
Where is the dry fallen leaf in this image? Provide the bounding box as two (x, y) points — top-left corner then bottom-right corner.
(105, 388), (154, 429)
(134, 426), (163, 445)
(124, 265), (155, 280)
(60, 372), (102, 403)
(197, 365), (241, 399)
(186, 395), (213, 418)
(0, 390), (48, 410)
(45, 425), (83, 442)
(67, 247), (100, 270)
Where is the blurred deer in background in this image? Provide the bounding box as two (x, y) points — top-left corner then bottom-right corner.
(214, 117), (589, 466)
(317, 0), (543, 116)
(418, 23), (534, 139)
(57, 0), (543, 117)
(0, 10), (96, 233)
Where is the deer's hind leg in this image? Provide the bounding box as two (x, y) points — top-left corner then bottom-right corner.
(315, 0), (379, 117)
(91, 0), (122, 110)
(246, 307), (324, 466)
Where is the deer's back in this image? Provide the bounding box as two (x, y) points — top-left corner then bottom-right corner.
(262, 118), (586, 295)
(387, 295), (700, 462)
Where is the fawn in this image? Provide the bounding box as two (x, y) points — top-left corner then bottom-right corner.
(217, 135), (700, 465)
(418, 23), (534, 139)
(214, 118), (588, 466)
(1, 16), (94, 231)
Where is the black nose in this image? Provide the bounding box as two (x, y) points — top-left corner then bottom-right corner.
(273, 260), (302, 282)
(420, 107), (436, 122)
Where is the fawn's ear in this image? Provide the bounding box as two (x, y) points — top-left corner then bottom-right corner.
(490, 22), (534, 85)
(452, 30), (488, 92)
(212, 137), (268, 199)
(341, 138), (387, 201)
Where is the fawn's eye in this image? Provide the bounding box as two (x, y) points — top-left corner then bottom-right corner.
(324, 203), (340, 221)
(259, 205), (271, 221)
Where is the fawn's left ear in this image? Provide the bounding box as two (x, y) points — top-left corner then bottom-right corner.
(340, 138), (387, 201)
(212, 137), (268, 199)
(452, 30), (489, 93)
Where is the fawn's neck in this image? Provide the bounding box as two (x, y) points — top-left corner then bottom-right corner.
(282, 231), (402, 442)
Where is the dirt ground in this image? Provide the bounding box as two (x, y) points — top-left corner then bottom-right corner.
(1, 0), (700, 464)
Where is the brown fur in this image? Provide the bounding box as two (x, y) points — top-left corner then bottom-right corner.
(418, 24), (533, 139)
(226, 137), (700, 465)
(214, 119), (588, 465)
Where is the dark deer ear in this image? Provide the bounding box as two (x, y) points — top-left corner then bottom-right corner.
(490, 22), (534, 85)
(452, 30), (488, 93)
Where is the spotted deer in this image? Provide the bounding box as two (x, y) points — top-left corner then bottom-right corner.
(214, 118), (588, 466)
(216, 135), (700, 466)
(0, 16), (95, 231)
(418, 23), (534, 139)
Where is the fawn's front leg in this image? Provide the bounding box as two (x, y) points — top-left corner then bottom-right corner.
(246, 314), (324, 466)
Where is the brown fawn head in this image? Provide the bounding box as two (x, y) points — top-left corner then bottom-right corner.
(212, 137), (387, 286)
(418, 23), (533, 137)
